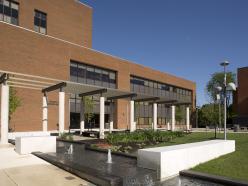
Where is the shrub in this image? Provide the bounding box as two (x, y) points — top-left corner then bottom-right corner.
(60, 132), (73, 141)
(106, 130), (184, 145)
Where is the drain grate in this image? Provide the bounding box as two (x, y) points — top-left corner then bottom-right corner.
(65, 176), (76, 180)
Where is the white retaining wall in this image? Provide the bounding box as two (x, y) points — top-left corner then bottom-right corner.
(8, 131), (51, 140)
(15, 136), (56, 155)
(137, 140), (235, 180)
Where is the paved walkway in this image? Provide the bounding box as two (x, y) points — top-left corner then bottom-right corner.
(0, 144), (95, 186)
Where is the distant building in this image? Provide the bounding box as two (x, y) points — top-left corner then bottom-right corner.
(234, 67), (248, 126)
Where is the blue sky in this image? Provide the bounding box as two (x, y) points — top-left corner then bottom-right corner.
(80, 0), (248, 106)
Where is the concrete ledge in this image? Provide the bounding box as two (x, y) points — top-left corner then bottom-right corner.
(137, 140), (235, 179)
(15, 136), (56, 154)
(8, 131), (51, 140)
(180, 170), (248, 186)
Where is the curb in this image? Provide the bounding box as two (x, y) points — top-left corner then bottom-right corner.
(180, 170), (248, 186)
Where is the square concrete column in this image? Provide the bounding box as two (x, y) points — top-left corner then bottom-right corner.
(42, 94), (48, 132)
(99, 96), (105, 139)
(59, 91), (65, 134)
(153, 103), (157, 131)
(130, 100), (136, 132)
(171, 105), (175, 131)
(1, 84), (9, 144)
(80, 98), (85, 135)
(186, 107), (190, 131)
(109, 101), (114, 133)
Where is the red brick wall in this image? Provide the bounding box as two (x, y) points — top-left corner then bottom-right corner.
(0, 20), (195, 131)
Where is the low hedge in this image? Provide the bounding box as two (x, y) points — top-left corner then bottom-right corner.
(106, 130), (184, 145)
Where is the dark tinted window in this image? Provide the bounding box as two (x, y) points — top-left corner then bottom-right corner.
(0, 0), (18, 25)
(70, 61), (117, 89)
(34, 10), (47, 34)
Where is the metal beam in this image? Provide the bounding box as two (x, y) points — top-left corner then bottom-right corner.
(107, 93), (137, 100)
(155, 100), (177, 104)
(42, 82), (66, 93)
(79, 88), (107, 97)
(174, 102), (192, 106)
(135, 96), (160, 102)
(0, 73), (9, 84)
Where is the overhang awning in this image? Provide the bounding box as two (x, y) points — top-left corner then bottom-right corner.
(0, 69), (192, 105)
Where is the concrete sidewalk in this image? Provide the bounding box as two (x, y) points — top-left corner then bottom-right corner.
(0, 144), (95, 186)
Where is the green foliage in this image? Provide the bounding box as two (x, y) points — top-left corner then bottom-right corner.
(206, 72), (236, 102)
(9, 87), (21, 120)
(175, 106), (184, 122)
(83, 96), (94, 123)
(106, 130), (184, 145)
(198, 103), (219, 127)
(60, 132), (73, 141)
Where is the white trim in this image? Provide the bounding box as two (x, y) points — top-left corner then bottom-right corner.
(9, 85), (41, 91)
(9, 77), (54, 85)
(75, 0), (93, 9)
(8, 81), (47, 88)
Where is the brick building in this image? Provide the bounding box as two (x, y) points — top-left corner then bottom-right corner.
(234, 67), (248, 126)
(0, 0), (196, 133)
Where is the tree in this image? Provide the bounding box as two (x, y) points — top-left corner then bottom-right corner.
(83, 96), (94, 124)
(206, 72), (236, 102)
(206, 71), (236, 125)
(175, 106), (184, 123)
(198, 104), (219, 127)
(9, 87), (21, 121)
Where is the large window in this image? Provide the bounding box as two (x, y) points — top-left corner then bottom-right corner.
(130, 76), (192, 102)
(34, 10), (47, 34)
(70, 61), (117, 89)
(0, 0), (19, 25)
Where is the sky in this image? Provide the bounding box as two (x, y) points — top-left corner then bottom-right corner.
(80, 0), (248, 106)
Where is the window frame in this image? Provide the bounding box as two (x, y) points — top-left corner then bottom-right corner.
(34, 9), (47, 34)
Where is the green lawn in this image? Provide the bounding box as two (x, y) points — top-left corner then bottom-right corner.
(159, 132), (248, 182)
(190, 132), (248, 182)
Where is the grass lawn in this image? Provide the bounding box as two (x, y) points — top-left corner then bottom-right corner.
(190, 132), (248, 182)
(154, 132), (248, 182)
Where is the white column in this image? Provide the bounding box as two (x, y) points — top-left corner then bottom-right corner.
(167, 121), (170, 130)
(130, 100), (136, 132)
(171, 105), (175, 131)
(109, 101), (114, 133)
(99, 96), (105, 139)
(80, 98), (85, 135)
(1, 84), (9, 144)
(153, 103), (157, 131)
(186, 107), (190, 131)
(59, 91), (65, 135)
(42, 95), (48, 132)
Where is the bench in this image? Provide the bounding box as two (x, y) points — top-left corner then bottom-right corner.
(137, 140), (235, 180)
(15, 136), (56, 155)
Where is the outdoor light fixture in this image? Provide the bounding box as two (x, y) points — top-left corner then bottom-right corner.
(227, 82), (236, 91)
(219, 60), (237, 140)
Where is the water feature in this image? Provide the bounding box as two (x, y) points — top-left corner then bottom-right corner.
(35, 141), (225, 186)
(107, 149), (112, 164)
(66, 144), (73, 155)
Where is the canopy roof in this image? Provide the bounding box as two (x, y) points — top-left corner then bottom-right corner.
(0, 70), (191, 105)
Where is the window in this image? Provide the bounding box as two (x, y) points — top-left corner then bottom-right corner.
(34, 10), (47, 34)
(0, 0), (19, 25)
(70, 61), (117, 88)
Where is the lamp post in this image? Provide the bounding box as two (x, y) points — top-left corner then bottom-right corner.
(220, 61), (229, 140)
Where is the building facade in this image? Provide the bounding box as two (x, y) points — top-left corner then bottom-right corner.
(0, 0), (196, 132)
(234, 67), (248, 125)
